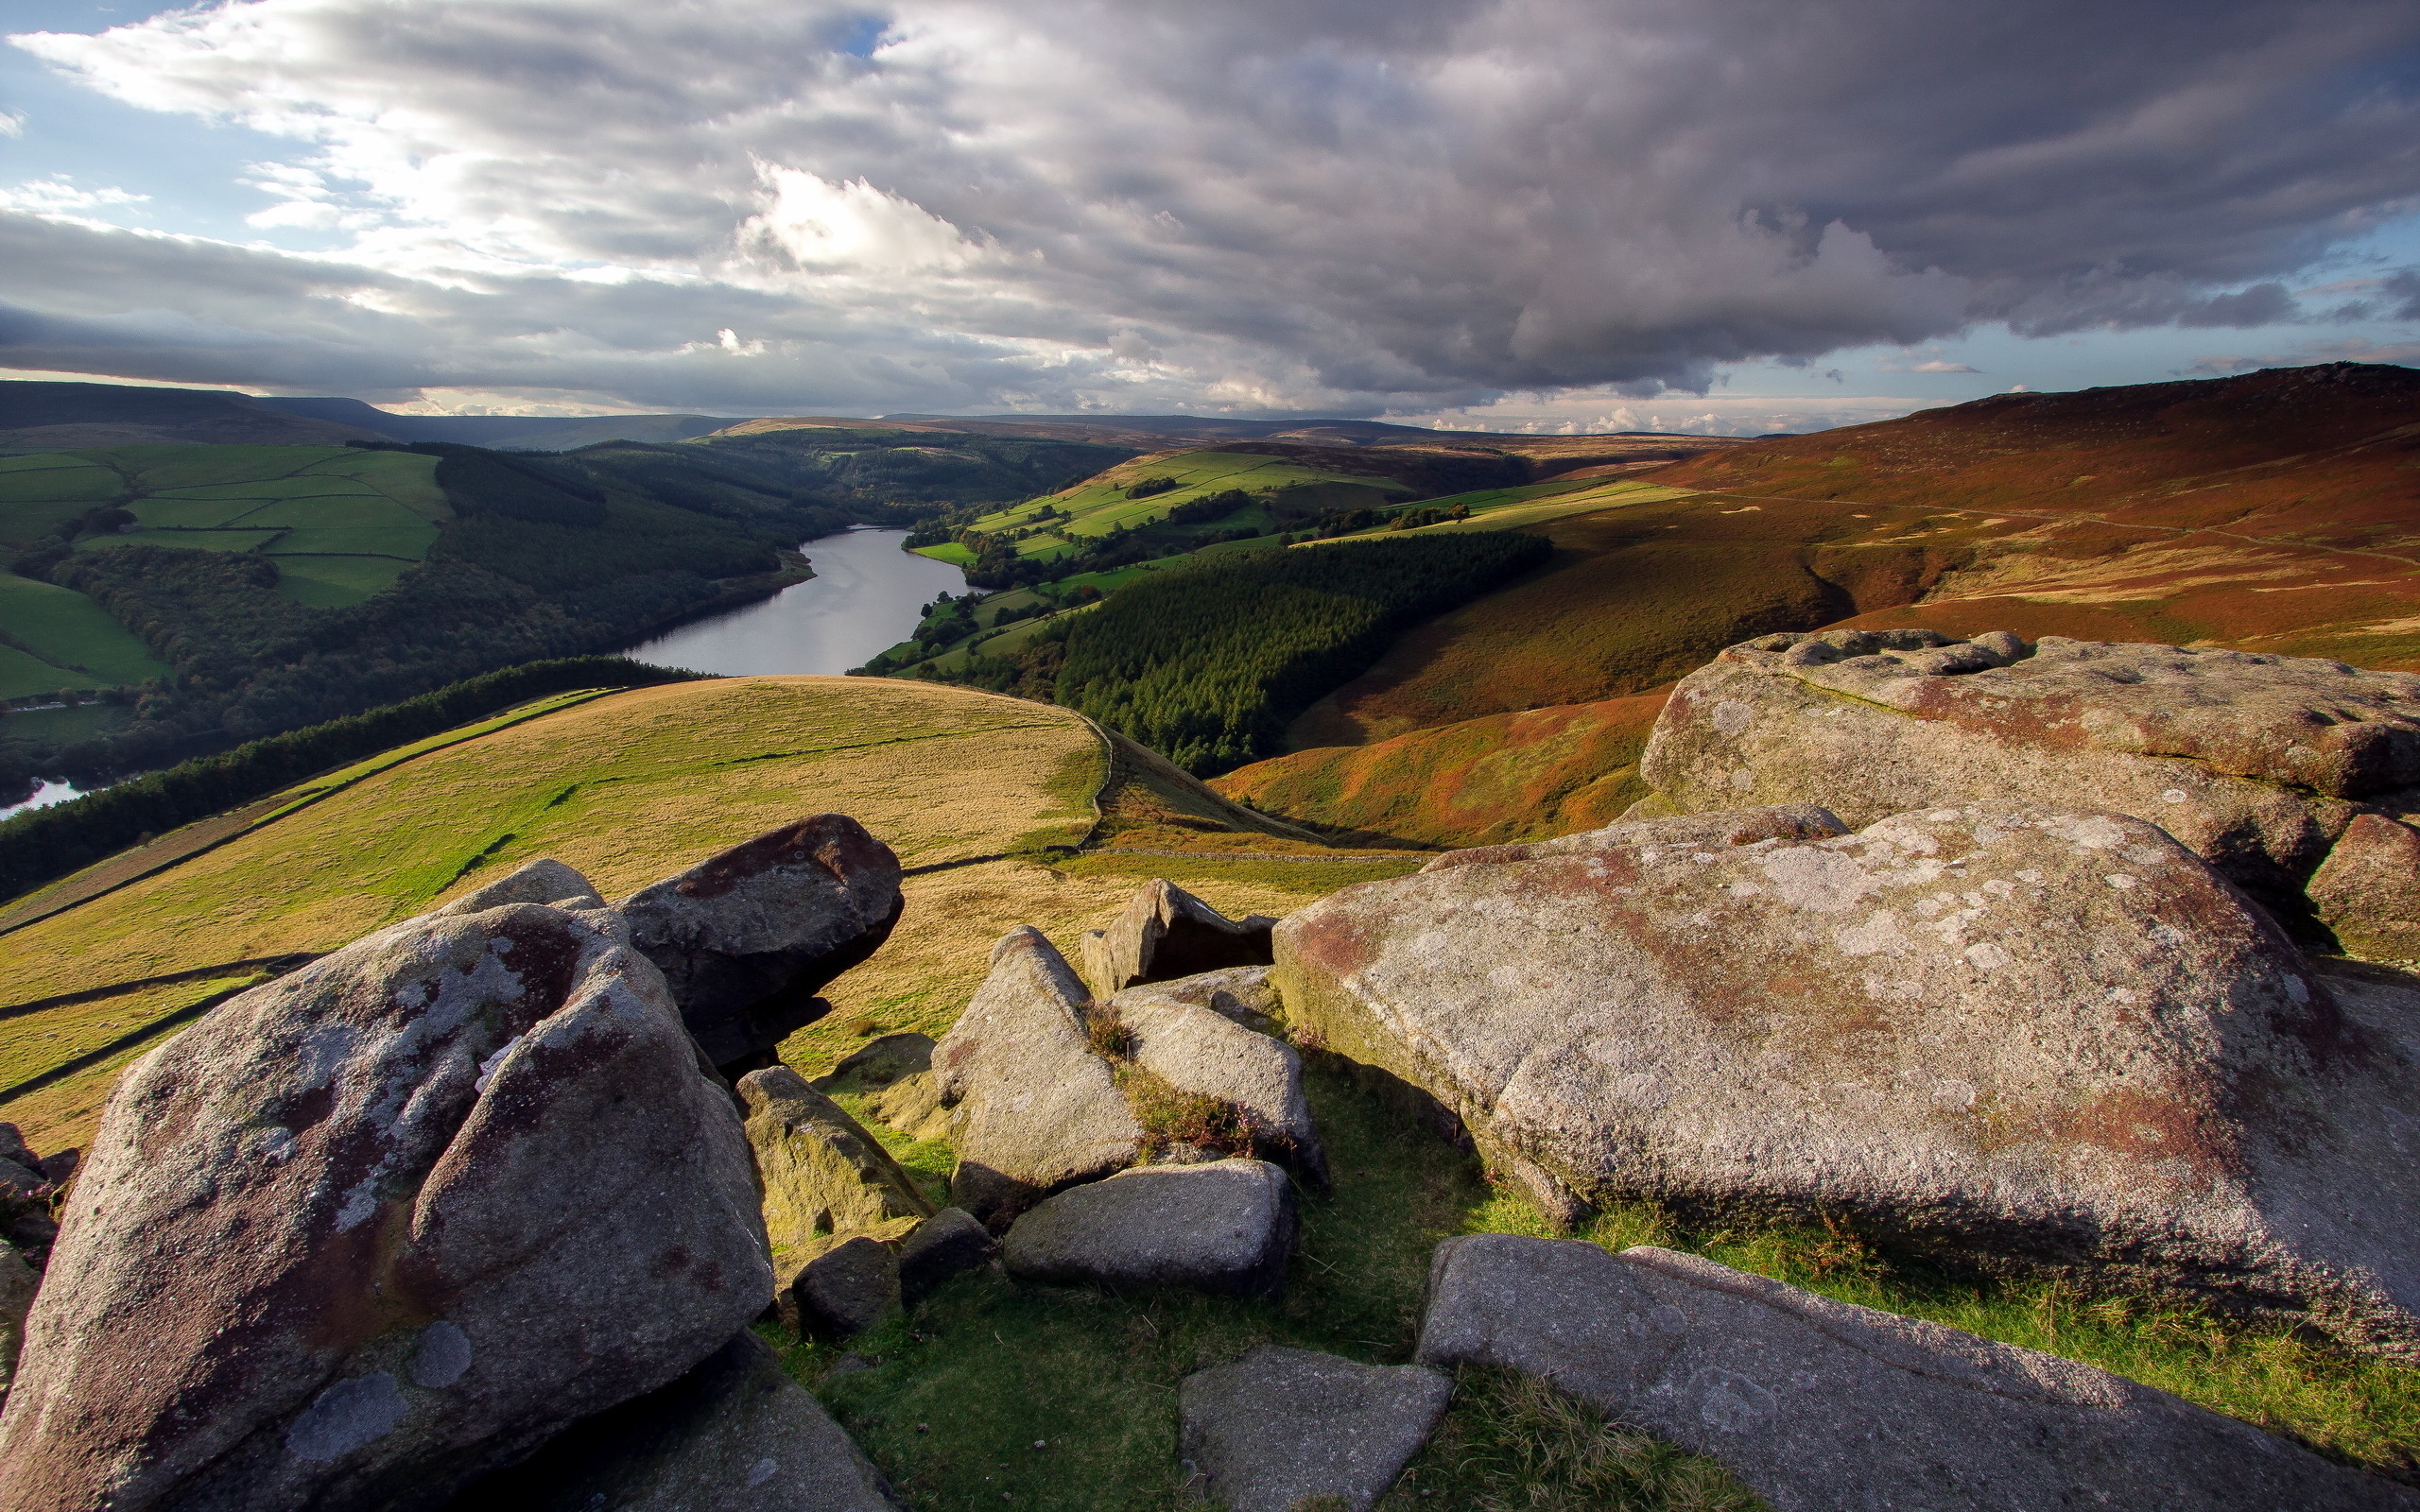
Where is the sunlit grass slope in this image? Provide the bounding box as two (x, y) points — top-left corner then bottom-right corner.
(0, 676), (1416, 1150)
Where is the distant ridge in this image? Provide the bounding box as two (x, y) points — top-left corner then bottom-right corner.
(0, 381), (379, 449)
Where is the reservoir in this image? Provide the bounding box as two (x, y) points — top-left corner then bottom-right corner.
(618, 526), (968, 677)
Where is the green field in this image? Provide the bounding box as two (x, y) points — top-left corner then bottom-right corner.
(0, 572), (169, 698)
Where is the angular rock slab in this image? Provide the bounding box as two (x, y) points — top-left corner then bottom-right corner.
(2309, 813), (2420, 964)
(898, 1208), (996, 1308)
(1276, 803), (2420, 1352)
(1139, 964), (1286, 1032)
(780, 1234), (903, 1341)
(1180, 1347), (1450, 1512)
(619, 815), (905, 1070)
(1107, 984), (1328, 1188)
(1079, 879), (1277, 1001)
(933, 927), (1141, 1226)
(443, 1332), (904, 1512)
(0, 888), (773, 1512)
(1636, 630), (2420, 908)
(1416, 1236), (2416, 1512)
(738, 1066), (935, 1247)
(1002, 1159), (1296, 1300)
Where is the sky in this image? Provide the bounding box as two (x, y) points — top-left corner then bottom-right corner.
(2, 0), (2417, 434)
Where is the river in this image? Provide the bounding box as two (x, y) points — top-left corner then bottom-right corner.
(618, 526), (969, 677)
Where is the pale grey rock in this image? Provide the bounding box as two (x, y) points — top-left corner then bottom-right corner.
(1179, 1347), (1450, 1512)
(1423, 803), (1845, 872)
(1078, 879), (1277, 1002)
(1416, 1235), (2418, 1512)
(618, 816), (905, 1070)
(434, 857), (604, 916)
(932, 928), (1142, 1226)
(1276, 804), (2420, 1353)
(898, 1208), (997, 1308)
(1002, 1159), (1295, 1300)
(1107, 985), (1328, 1188)
(0, 897), (773, 1512)
(1635, 631), (2420, 912)
(442, 1332), (904, 1511)
(737, 1067), (934, 1252)
(1134, 965), (1285, 1032)
(2310, 813), (2420, 964)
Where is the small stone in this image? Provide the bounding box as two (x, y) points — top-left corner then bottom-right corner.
(1180, 1346), (1450, 1512)
(898, 1208), (998, 1309)
(782, 1235), (901, 1341)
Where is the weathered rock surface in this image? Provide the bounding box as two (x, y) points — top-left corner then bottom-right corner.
(1417, 1235), (2417, 1512)
(2310, 812), (2420, 964)
(1079, 879), (1277, 1001)
(779, 1234), (902, 1341)
(1634, 629), (2420, 921)
(435, 857), (604, 916)
(1002, 1159), (1296, 1299)
(1276, 803), (2420, 1351)
(444, 1332), (904, 1512)
(863, 1071), (952, 1143)
(0, 1239), (32, 1405)
(814, 1032), (935, 1094)
(1107, 985), (1328, 1187)
(1424, 803), (1845, 872)
(0, 885), (773, 1512)
(738, 1067), (935, 1249)
(933, 928), (1142, 1226)
(1130, 965), (1285, 1033)
(1179, 1347), (1450, 1512)
(898, 1208), (996, 1308)
(618, 816), (905, 1070)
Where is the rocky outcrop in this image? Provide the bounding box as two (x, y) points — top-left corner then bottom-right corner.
(897, 1208), (997, 1308)
(1135, 965), (1285, 1033)
(1079, 879), (1277, 1001)
(1634, 629), (2420, 936)
(618, 816), (905, 1071)
(0, 1240), (32, 1407)
(1001, 1159), (1296, 1300)
(737, 1067), (935, 1250)
(0, 875), (772, 1512)
(1106, 984), (1328, 1187)
(1275, 802), (2420, 1353)
(444, 1332), (904, 1511)
(933, 928), (1142, 1226)
(1423, 803), (1845, 872)
(1417, 1235), (2417, 1512)
(2308, 813), (2420, 964)
(1179, 1347), (1450, 1512)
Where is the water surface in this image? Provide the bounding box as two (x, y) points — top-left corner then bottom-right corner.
(0, 779), (89, 822)
(619, 527), (968, 677)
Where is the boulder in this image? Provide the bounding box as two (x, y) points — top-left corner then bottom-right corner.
(1275, 803), (2420, 1352)
(932, 928), (1142, 1226)
(1635, 630), (2420, 923)
(863, 1071), (953, 1143)
(443, 1332), (905, 1512)
(0, 1126), (33, 1173)
(1106, 985), (1328, 1188)
(1131, 965), (1285, 1033)
(1417, 1235), (2417, 1512)
(897, 1208), (997, 1308)
(1179, 1347), (1450, 1512)
(0, 885), (773, 1512)
(618, 816), (905, 1071)
(2309, 813), (2420, 964)
(779, 1235), (902, 1341)
(1423, 803), (1845, 872)
(813, 1032), (935, 1094)
(737, 1067), (935, 1250)
(0, 1239), (32, 1405)
(1002, 1159), (1296, 1300)
(1079, 880), (1278, 1001)
(435, 856), (604, 915)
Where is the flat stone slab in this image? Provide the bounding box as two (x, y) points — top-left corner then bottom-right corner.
(1180, 1346), (1450, 1512)
(1002, 1159), (1296, 1300)
(1108, 984), (1328, 1187)
(1416, 1235), (2418, 1512)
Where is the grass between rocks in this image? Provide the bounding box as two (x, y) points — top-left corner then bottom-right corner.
(779, 1057), (2420, 1510)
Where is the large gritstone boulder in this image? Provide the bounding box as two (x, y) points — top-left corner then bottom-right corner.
(1275, 803), (2420, 1354)
(1003, 1159), (1297, 1300)
(1417, 1236), (2416, 1512)
(1179, 1347), (1451, 1512)
(1423, 803), (1845, 872)
(618, 816), (904, 1072)
(1079, 879), (1277, 1001)
(737, 1067), (934, 1249)
(933, 928), (1142, 1226)
(1105, 984), (1329, 1187)
(2308, 813), (2420, 965)
(1634, 629), (2420, 936)
(445, 1332), (904, 1512)
(0, 879), (773, 1512)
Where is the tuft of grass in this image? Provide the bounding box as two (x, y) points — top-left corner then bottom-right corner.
(1378, 1367), (1767, 1512)
(1116, 1063), (1255, 1160)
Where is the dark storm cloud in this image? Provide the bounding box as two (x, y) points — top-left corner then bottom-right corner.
(7, 0), (2418, 410)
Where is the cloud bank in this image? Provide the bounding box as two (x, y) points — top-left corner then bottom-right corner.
(6, 0), (2419, 415)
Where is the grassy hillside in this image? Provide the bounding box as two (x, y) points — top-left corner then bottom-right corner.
(0, 380), (379, 449)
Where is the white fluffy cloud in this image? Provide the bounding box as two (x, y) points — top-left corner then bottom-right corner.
(6, 0), (2419, 413)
